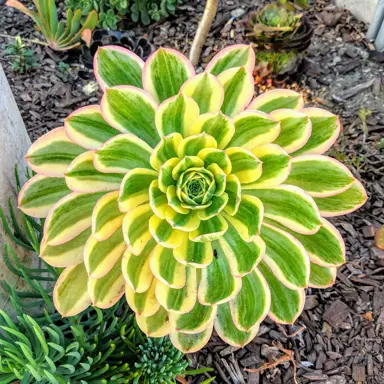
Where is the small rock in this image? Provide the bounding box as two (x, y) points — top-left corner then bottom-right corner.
(247, 372), (260, 384)
(331, 56), (342, 66)
(231, 8), (245, 18)
(378, 308), (384, 324)
(356, 47), (370, 60)
(202, 46), (212, 58)
(322, 322), (333, 337)
(316, 351), (327, 369)
(257, 325), (270, 337)
(82, 81), (99, 95)
(373, 289), (384, 315)
(20, 93), (32, 102)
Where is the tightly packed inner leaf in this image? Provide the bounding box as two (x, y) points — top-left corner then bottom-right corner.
(18, 44), (367, 353)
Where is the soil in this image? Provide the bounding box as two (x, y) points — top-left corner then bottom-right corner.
(1, 0), (384, 383)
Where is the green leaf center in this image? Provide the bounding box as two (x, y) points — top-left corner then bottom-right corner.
(176, 167), (219, 208)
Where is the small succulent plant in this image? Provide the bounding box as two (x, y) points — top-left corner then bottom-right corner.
(4, 36), (39, 73)
(65, 0), (182, 28)
(133, 337), (188, 383)
(247, 2), (302, 39)
(131, 0), (182, 25)
(6, 0), (98, 51)
(246, 1), (313, 74)
(81, 30), (153, 69)
(17, 44), (367, 352)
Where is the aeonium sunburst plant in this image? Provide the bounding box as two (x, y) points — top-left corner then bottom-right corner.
(18, 44), (367, 352)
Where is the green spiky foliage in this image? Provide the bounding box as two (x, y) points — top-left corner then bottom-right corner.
(5, 0), (98, 51)
(64, 0), (182, 28)
(0, 242), (140, 383)
(133, 338), (188, 383)
(0, 167), (213, 384)
(0, 307), (135, 383)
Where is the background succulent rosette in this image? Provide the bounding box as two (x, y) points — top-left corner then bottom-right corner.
(18, 44), (367, 353)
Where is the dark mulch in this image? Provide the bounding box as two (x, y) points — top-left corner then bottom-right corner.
(1, 0), (384, 383)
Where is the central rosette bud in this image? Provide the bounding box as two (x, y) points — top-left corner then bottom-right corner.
(144, 128), (266, 249)
(177, 167), (216, 209)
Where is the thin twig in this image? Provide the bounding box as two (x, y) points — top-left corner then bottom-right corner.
(245, 342), (298, 384)
(0, 33), (48, 46)
(277, 324), (306, 338)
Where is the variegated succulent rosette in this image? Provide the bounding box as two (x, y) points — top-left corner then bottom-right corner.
(18, 44), (367, 353)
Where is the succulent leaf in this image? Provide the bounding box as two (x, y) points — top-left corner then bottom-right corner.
(53, 262), (92, 317)
(170, 324), (213, 353)
(308, 263), (337, 288)
(205, 44), (255, 76)
(181, 72), (224, 113)
(218, 67), (254, 117)
(292, 108), (341, 156)
(155, 93), (200, 137)
(65, 150), (124, 193)
(101, 87), (159, 147)
(26, 127), (85, 177)
(286, 155), (355, 197)
(230, 110), (281, 149)
(65, 105), (121, 149)
(125, 278), (160, 316)
(248, 89), (304, 113)
(88, 256), (125, 307)
(230, 268), (270, 332)
(313, 180), (367, 217)
(94, 45), (144, 90)
(18, 174), (71, 218)
(215, 302), (259, 347)
(6, 0), (98, 51)
(270, 108), (312, 153)
(143, 47), (195, 103)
